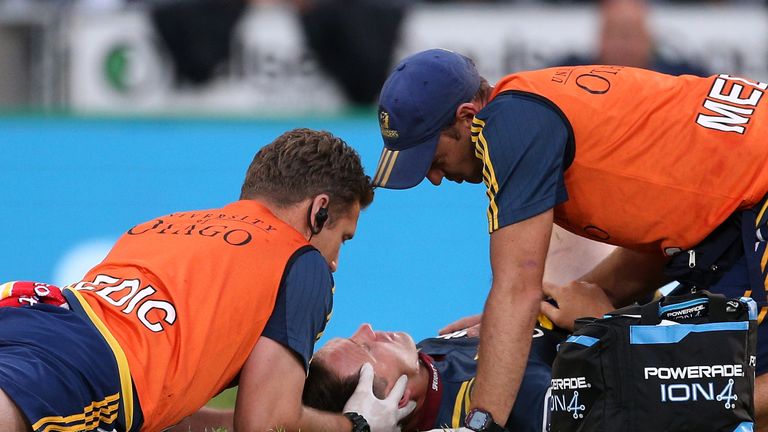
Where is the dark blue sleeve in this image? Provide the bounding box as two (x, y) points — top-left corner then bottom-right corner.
(474, 93), (570, 232)
(262, 248), (334, 371)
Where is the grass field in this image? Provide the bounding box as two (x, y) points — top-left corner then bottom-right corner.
(207, 388), (237, 409)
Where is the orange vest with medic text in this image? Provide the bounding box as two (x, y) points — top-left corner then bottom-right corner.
(67, 200), (310, 431)
(491, 66), (768, 254)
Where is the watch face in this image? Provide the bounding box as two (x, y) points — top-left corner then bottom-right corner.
(466, 409), (491, 430)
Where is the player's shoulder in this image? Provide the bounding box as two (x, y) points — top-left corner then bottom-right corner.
(289, 247), (326, 268)
(418, 332), (479, 355)
(284, 247), (333, 290)
(474, 92), (569, 157)
(478, 91), (562, 123)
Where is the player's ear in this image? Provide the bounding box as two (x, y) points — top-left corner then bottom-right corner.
(455, 102), (478, 124)
(398, 393), (411, 409)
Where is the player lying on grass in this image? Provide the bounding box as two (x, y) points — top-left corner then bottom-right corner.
(301, 320), (567, 432)
(299, 277), (618, 432)
(167, 227), (617, 432)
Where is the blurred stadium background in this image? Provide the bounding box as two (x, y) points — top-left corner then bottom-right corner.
(1, 0), (768, 407)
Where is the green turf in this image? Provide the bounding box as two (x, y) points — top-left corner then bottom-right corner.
(207, 387), (237, 408)
(192, 388), (298, 431)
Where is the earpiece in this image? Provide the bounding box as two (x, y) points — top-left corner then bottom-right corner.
(308, 204), (329, 236)
(315, 207), (328, 231)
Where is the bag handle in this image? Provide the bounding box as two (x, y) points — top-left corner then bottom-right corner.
(640, 290), (730, 325)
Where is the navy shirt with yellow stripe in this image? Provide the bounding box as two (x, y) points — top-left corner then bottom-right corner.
(262, 248), (334, 371)
(0, 301), (144, 432)
(472, 92), (570, 232)
(0, 250), (331, 432)
(419, 325), (565, 431)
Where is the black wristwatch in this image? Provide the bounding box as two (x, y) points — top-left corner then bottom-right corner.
(343, 411), (371, 432)
(465, 408), (508, 432)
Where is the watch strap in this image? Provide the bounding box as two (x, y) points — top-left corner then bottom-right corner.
(343, 411), (371, 432)
(466, 407), (508, 432)
(486, 421), (507, 432)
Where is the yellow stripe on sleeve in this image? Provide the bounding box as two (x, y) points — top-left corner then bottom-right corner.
(756, 199), (768, 227)
(42, 411), (119, 432)
(464, 378), (475, 409)
(33, 394), (119, 432)
(41, 411), (119, 432)
(452, 380), (470, 427)
(758, 272), (768, 302)
(474, 133), (485, 160)
(753, 198), (768, 299)
(480, 136), (500, 231)
(471, 119), (501, 232)
(470, 121), (484, 135)
(64, 289), (134, 432)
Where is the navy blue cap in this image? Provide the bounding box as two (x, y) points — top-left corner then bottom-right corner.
(372, 49), (481, 189)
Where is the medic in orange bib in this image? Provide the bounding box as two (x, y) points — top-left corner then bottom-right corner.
(372, 49), (768, 431)
(0, 129), (415, 432)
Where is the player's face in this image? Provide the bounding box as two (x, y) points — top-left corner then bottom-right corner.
(426, 126), (483, 186)
(310, 202), (360, 273)
(317, 323), (420, 396)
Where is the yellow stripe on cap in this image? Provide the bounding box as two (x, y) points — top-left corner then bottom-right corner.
(64, 289), (135, 432)
(373, 149), (400, 187)
(373, 149), (395, 186)
(373, 148), (390, 185)
(379, 151), (400, 187)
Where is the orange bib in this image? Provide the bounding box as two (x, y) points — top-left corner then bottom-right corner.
(493, 66), (768, 253)
(69, 200), (309, 431)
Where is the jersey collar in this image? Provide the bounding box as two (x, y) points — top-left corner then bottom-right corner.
(415, 351), (443, 431)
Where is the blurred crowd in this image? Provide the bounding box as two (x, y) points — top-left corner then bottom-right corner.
(557, 0), (708, 76)
(0, 0), (764, 108)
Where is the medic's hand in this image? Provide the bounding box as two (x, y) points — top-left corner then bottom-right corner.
(541, 281), (615, 331)
(438, 313), (482, 338)
(343, 363), (416, 432)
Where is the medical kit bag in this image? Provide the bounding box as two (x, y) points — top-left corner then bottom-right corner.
(549, 290), (757, 432)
